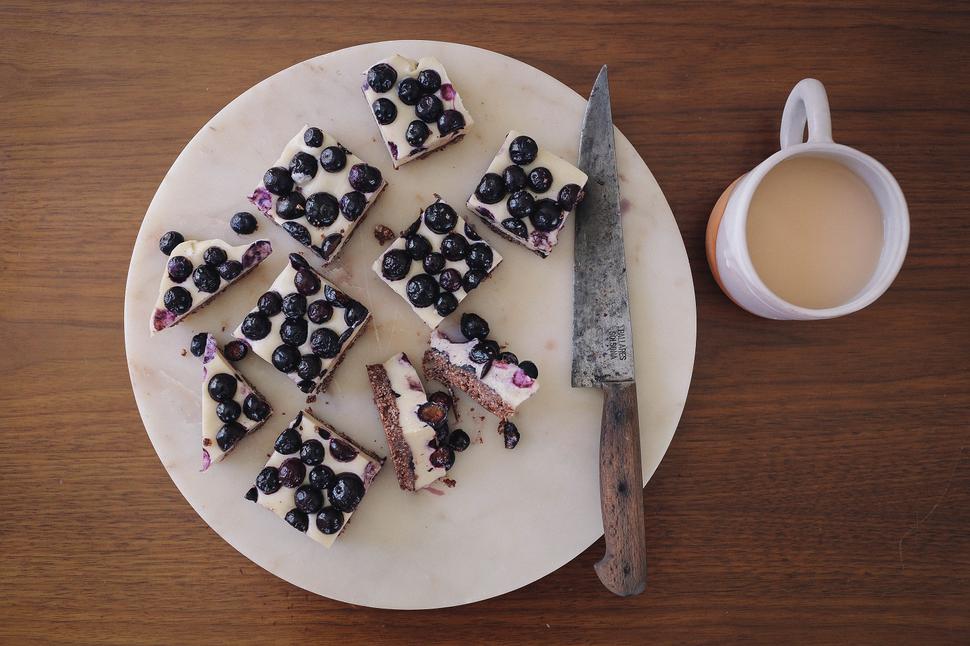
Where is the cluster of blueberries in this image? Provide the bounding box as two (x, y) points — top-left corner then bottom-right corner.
(245, 416), (367, 536)
(380, 201), (495, 317)
(473, 135), (582, 240)
(413, 388), (471, 473)
(366, 63), (466, 149)
(204, 371), (271, 452)
(158, 232), (247, 315)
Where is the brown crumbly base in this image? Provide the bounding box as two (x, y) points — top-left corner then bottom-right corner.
(365, 364), (417, 492)
(473, 213), (552, 259)
(422, 349), (516, 419)
(395, 133), (466, 168)
(314, 314), (372, 396)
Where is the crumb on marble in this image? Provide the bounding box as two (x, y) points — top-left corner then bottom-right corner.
(442, 478), (456, 488)
(373, 224), (395, 245)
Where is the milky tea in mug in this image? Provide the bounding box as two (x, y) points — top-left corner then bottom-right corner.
(707, 79), (909, 320)
(745, 155), (884, 309)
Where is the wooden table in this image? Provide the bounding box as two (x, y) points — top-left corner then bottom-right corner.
(2, 1), (967, 643)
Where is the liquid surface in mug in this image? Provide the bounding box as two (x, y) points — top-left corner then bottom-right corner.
(745, 155), (884, 309)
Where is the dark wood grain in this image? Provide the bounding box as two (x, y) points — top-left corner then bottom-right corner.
(1, 1), (968, 643)
(595, 382), (647, 596)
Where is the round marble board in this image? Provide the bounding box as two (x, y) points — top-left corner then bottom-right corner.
(124, 40), (696, 609)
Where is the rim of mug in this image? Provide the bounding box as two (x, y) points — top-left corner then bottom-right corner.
(727, 142), (910, 319)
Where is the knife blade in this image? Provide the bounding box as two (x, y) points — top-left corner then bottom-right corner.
(572, 65), (647, 597)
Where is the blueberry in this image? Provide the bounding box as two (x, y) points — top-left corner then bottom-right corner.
(348, 164), (383, 193)
(274, 428), (302, 454)
(464, 222), (482, 240)
(344, 302), (368, 327)
(158, 231), (184, 255)
(163, 286), (192, 314)
(216, 399), (241, 423)
(438, 268), (462, 292)
(465, 243), (494, 271)
(305, 192), (339, 227)
(223, 340), (248, 361)
(417, 401), (447, 427)
(503, 165), (528, 192)
(167, 256), (193, 283)
(558, 183), (583, 210)
(300, 439), (325, 465)
(528, 167), (553, 193)
(257, 291), (282, 316)
(282, 221), (312, 247)
(423, 201), (457, 234)
(309, 465), (335, 491)
(217, 260), (243, 280)
(202, 246), (227, 266)
(295, 484), (324, 513)
(329, 473), (366, 513)
(422, 252), (446, 275)
(429, 391), (453, 412)
(448, 429), (470, 452)
(429, 446), (455, 470)
(216, 422), (246, 451)
(192, 265), (220, 293)
(381, 249), (411, 281)
(437, 110), (465, 135)
(240, 311), (271, 340)
(207, 373), (237, 402)
(271, 345), (301, 373)
(339, 191), (367, 220)
(405, 233), (431, 260)
(275, 192), (306, 220)
(189, 332), (208, 357)
(230, 211), (258, 235)
(279, 317), (308, 346)
(502, 420), (520, 449)
(319, 146), (347, 173)
(506, 190), (535, 218)
(303, 127), (324, 147)
(310, 327), (340, 358)
(297, 354), (322, 380)
(278, 457), (306, 488)
(289, 151), (318, 183)
(434, 292), (458, 316)
(329, 437), (359, 462)
(316, 507), (345, 534)
(297, 379), (316, 393)
(319, 233), (343, 260)
(372, 98), (397, 125)
(294, 267), (321, 296)
(245, 487), (258, 502)
(462, 269), (485, 292)
(470, 340), (499, 364)
(417, 69), (441, 94)
(474, 173), (506, 205)
(415, 94), (443, 123)
(324, 284), (351, 307)
(405, 120), (431, 147)
(406, 274), (439, 307)
(518, 360), (539, 378)
(497, 351), (518, 365)
(284, 509), (309, 532)
(282, 293), (307, 318)
(263, 167), (294, 195)
(367, 62), (397, 92)
(289, 251), (310, 268)
(530, 198), (563, 232)
(256, 466), (281, 494)
(502, 218), (528, 239)
(243, 394), (271, 422)
(509, 135), (538, 165)
(434, 422), (450, 446)
(307, 300), (333, 324)
(397, 77), (422, 105)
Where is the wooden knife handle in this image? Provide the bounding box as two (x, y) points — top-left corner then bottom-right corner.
(594, 381), (647, 596)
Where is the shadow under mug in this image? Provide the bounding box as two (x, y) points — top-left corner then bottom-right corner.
(706, 78), (910, 320)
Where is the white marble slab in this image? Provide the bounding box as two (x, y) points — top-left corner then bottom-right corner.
(123, 40), (696, 609)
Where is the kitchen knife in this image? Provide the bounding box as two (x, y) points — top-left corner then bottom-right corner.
(572, 65), (647, 597)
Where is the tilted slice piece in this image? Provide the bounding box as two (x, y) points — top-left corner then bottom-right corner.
(151, 238), (272, 334)
(201, 335), (273, 471)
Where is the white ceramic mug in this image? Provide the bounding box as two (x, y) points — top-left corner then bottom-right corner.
(706, 78), (909, 320)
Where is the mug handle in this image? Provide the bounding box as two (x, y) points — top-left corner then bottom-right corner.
(780, 78), (833, 148)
